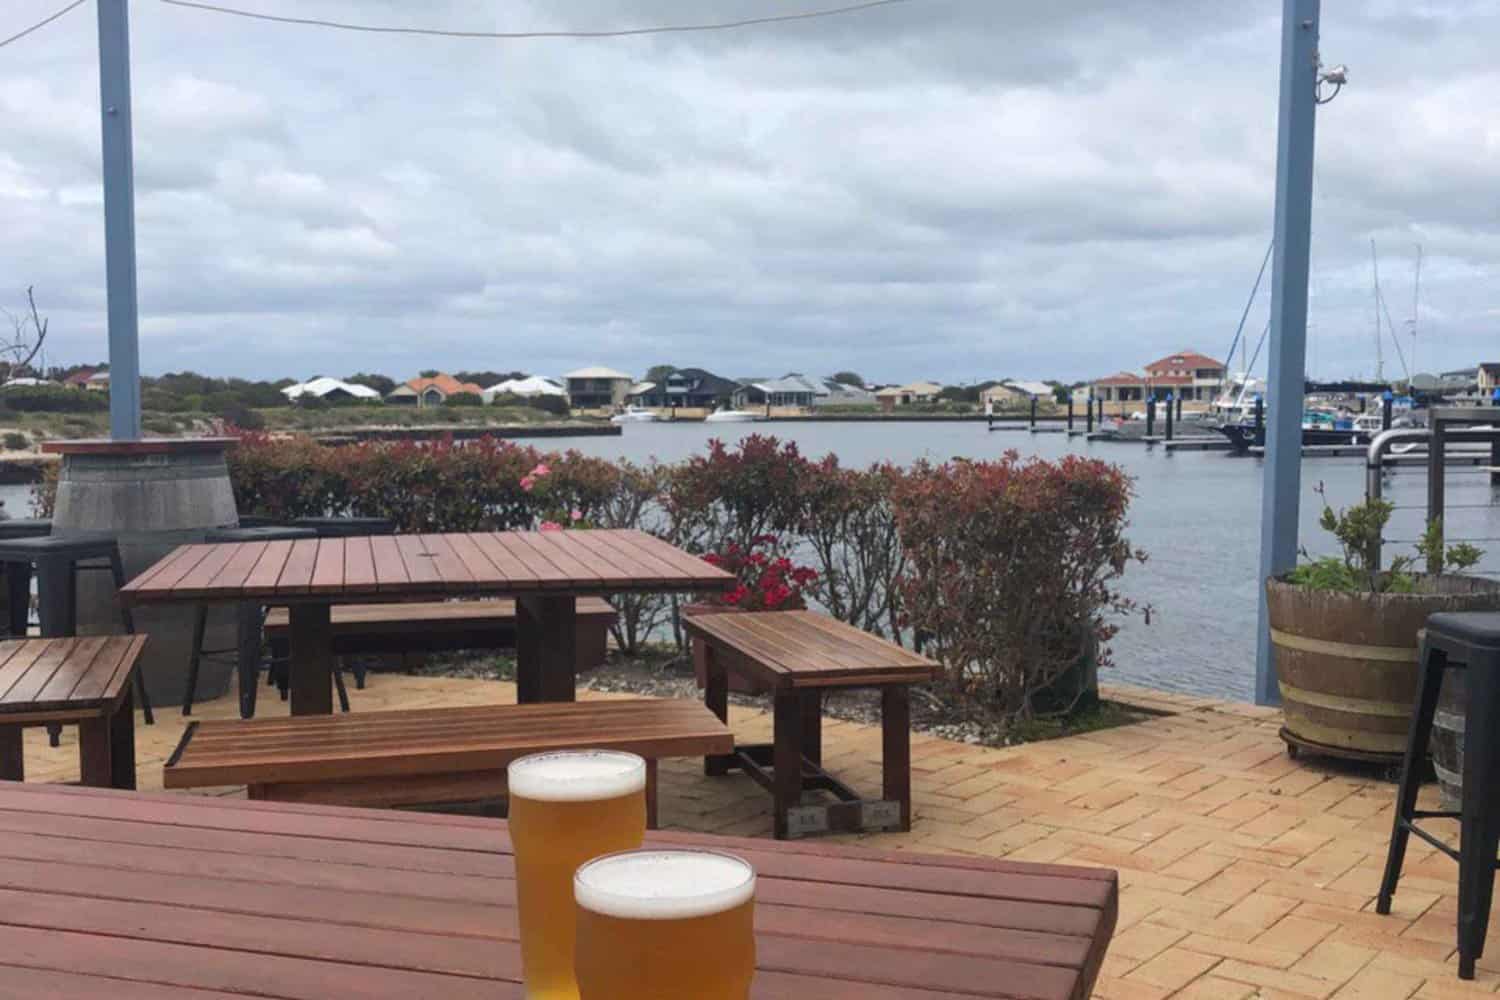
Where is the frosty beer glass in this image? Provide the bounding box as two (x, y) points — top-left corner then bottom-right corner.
(573, 849), (757, 999)
(507, 750), (647, 999)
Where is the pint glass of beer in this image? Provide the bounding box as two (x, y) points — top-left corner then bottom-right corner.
(573, 849), (757, 999)
(507, 750), (647, 999)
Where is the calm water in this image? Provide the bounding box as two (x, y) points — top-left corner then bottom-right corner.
(12, 423), (1496, 703)
(559, 421), (1500, 703)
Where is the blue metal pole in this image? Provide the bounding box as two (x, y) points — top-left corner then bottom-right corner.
(1255, 0), (1321, 706)
(97, 0), (142, 440)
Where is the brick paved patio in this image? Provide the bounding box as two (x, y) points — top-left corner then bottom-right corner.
(10, 671), (1489, 998)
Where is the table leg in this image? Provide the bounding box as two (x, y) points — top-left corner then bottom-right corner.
(3, 562), (30, 637)
(79, 711), (113, 789)
(882, 686), (912, 832)
(288, 602), (334, 716)
(515, 595), (576, 704)
(773, 691), (804, 840)
(703, 643), (732, 777)
(0, 725), (22, 782)
(800, 689), (822, 767)
(103, 687), (136, 790)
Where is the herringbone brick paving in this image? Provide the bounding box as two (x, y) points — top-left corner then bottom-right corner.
(10, 671), (1489, 998)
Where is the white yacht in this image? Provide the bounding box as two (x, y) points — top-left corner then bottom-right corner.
(703, 407), (760, 424)
(609, 406), (660, 425)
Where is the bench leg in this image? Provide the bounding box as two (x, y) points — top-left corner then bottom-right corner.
(800, 690), (822, 767)
(516, 595), (577, 704)
(288, 602), (334, 716)
(882, 686), (912, 832)
(773, 691), (804, 840)
(0, 725), (22, 782)
(703, 643), (732, 777)
(3, 562), (30, 637)
(80, 690), (134, 791)
(645, 758), (659, 830)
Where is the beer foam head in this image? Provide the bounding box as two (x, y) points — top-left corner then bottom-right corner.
(506, 750), (646, 802)
(575, 850), (756, 920)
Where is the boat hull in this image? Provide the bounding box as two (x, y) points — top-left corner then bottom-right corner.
(1217, 424), (1372, 454)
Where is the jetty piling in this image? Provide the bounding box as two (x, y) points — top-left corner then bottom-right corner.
(1067, 397), (1074, 431)
(1165, 394), (1174, 441)
(1086, 399), (1094, 433)
(1145, 397), (1156, 438)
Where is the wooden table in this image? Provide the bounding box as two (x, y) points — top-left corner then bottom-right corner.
(686, 610), (939, 839)
(0, 636), (146, 789)
(119, 529), (732, 716)
(0, 782), (1117, 998)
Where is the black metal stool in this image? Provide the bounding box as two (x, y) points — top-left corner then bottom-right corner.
(0, 532), (155, 740)
(0, 519), (53, 540)
(289, 516), (395, 537)
(180, 526), (355, 718)
(1377, 612), (1500, 979)
(0, 519), (51, 635)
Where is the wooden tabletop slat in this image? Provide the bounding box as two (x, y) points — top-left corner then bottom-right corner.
(511, 531), (602, 589)
(443, 534), (506, 588)
(0, 639), (79, 707)
(490, 532), (567, 589)
(165, 544), (238, 598)
(274, 539), (320, 594)
(419, 534), (478, 590)
(393, 534), (444, 588)
(564, 528), (672, 586)
(241, 540), (295, 597)
(0, 783), (1114, 999)
(342, 535), (377, 590)
(686, 610), (939, 686)
(369, 535), (409, 591)
(0, 639), (55, 703)
(309, 538), (346, 595)
(465, 532), (535, 588)
(31, 635), (112, 706)
(122, 543), (204, 594)
(67, 635), (147, 705)
(212, 540), (270, 595)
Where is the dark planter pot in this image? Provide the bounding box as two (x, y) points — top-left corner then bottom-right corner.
(1265, 573), (1500, 762)
(1031, 630), (1100, 716)
(683, 602), (766, 695)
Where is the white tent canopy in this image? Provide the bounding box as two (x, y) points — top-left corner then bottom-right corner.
(282, 377), (381, 401)
(481, 375), (567, 403)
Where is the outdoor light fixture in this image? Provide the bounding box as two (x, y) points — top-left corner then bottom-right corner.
(1315, 63), (1348, 104)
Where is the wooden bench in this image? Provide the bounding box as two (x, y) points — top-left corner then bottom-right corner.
(163, 697), (732, 827)
(0, 635), (146, 790)
(264, 596), (616, 676)
(683, 609), (939, 839)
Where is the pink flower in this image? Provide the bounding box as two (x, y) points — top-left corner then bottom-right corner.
(531, 463), (551, 478)
(539, 520), (563, 533)
(570, 508), (583, 521)
(520, 475), (535, 492)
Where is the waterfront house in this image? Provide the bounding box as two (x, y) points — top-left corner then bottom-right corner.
(480, 375), (566, 403)
(282, 376), (382, 403)
(814, 378), (876, 407)
(564, 366), (634, 410)
(874, 381), (942, 411)
(85, 370), (110, 392)
(387, 373), (483, 408)
(63, 367), (100, 390)
(1479, 363), (1500, 395)
(628, 368), (739, 410)
(734, 374), (820, 410)
(1090, 350), (1225, 408)
(981, 381), (1053, 411)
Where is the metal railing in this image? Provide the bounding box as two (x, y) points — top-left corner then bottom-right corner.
(1366, 421), (1500, 571)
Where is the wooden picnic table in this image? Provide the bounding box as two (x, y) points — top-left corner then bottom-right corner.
(0, 781), (1117, 998)
(119, 529), (733, 716)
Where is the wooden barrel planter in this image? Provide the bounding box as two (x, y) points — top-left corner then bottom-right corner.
(1432, 667), (1465, 809)
(1265, 574), (1500, 763)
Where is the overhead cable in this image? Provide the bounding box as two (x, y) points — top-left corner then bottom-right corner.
(156, 0), (915, 40)
(0, 0), (87, 51)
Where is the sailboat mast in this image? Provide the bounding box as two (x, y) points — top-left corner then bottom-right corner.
(1411, 244), (1422, 376)
(1370, 239), (1384, 382)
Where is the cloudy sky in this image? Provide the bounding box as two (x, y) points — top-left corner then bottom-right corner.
(1, 0), (1495, 385)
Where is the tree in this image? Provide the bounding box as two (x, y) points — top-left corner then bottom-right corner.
(455, 370), (525, 388)
(419, 369), (441, 379)
(345, 372), (395, 396)
(830, 371), (865, 387)
(1, 287), (50, 380)
(644, 365), (677, 384)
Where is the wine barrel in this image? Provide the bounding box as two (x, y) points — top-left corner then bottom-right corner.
(1431, 668), (1465, 810)
(1266, 575), (1500, 761)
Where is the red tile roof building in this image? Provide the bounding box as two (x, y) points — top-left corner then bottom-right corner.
(1089, 350), (1226, 406)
